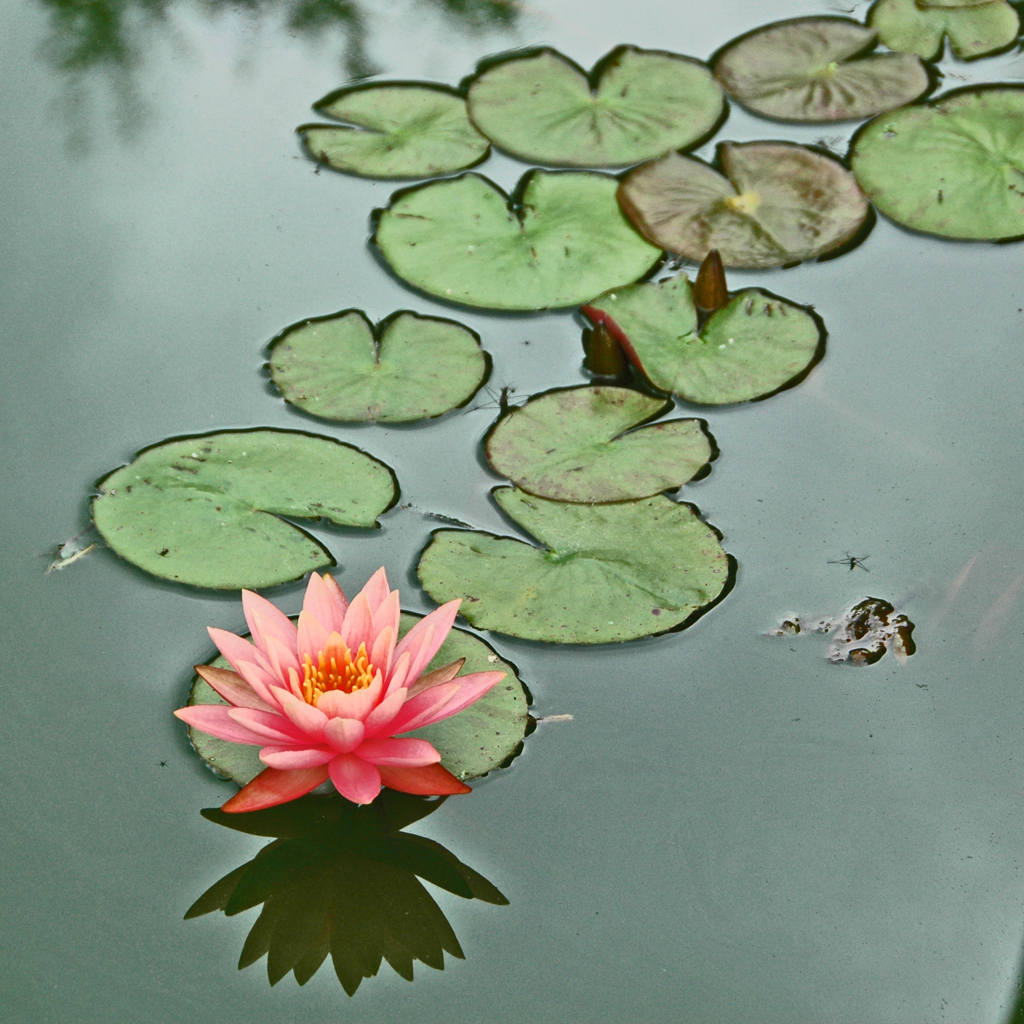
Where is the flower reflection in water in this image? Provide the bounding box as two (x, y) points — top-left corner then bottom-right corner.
(186, 790), (508, 993)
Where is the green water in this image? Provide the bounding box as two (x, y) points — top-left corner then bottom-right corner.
(3, 1), (1024, 1020)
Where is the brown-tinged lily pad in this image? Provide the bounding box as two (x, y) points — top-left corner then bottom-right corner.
(268, 310), (489, 423)
(868, 0), (1019, 61)
(299, 83), (490, 179)
(618, 141), (870, 268)
(484, 386), (712, 502)
(712, 17), (930, 122)
(466, 45), (724, 168)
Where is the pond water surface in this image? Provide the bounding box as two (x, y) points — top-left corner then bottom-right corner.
(4, 1), (1024, 1021)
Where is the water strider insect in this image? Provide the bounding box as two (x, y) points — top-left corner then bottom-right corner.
(829, 553), (870, 572)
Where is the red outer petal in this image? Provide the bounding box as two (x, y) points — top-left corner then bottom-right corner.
(579, 305), (644, 370)
(220, 765), (329, 813)
(378, 763), (472, 796)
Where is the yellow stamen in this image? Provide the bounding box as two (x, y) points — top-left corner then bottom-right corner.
(301, 640), (375, 706)
(725, 191), (762, 216)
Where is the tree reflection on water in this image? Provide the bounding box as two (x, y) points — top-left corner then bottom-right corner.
(35, 0), (520, 145)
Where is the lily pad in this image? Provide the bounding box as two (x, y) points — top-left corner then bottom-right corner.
(582, 274), (824, 405)
(92, 431), (396, 590)
(298, 83), (490, 179)
(850, 87), (1024, 240)
(712, 17), (930, 122)
(372, 170), (663, 310)
(465, 45), (724, 168)
(268, 310), (489, 423)
(417, 487), (730, 644)
(187, 614), (529, 783)
(618, 142), (870, 268)
(867, 0), (1019, 61)
(484, 386), (712, 502)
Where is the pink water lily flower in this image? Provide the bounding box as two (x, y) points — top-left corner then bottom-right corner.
(175, 568), (504, 812)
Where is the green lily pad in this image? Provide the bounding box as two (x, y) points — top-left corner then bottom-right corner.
(268, 310), (489, 423)
(484, 386), (712, 502)
(298, 83), (490, 179)
(187, 614), (529, 783)
(618, 141), (870, 269)
(417, 487), (730, 644)
(712, 17), (930, 122)
(867, 0), (1019, 61)
(465, 45), (724, 168)
(582, 274), (824, 404)
(850, 87), (1024, 240)
(92, 431), (396, 590)
(372, 170), (663, 310)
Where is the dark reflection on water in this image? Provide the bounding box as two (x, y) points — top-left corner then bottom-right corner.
(186, 791), (508, 994)
(35, 0), (520, 146)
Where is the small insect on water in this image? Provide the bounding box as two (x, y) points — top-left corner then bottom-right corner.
(829, 553), (870, 572)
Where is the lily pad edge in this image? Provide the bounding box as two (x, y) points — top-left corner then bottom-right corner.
(482, 384), (720, 498)
(418, 485), (738, 644)
(297, 80), (492, 180)
(460, 43), (731, 164)
(90, 427), (401, 592)
(265, 307), (494, 424)
(708, 15), (939, 123)
(578, 286), (829, 406)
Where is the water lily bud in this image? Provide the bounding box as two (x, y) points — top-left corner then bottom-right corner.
(583, 321), (627, 378)
(694, 249), (728, 317)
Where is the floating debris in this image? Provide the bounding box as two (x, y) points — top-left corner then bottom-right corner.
(767, 597), (916, 665)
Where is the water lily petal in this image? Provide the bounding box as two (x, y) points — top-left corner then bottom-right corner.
(386, 681), (460, 734)
(371, 590), (401, 651)
(378, 762), (472, 796)
(370, 625), (395, 679)
(362, 685), (409, 737)
(242, 589), (298, 656)
(315, 669), (383, 721)
(360, 566), (392, 613)
(174, 705), (267, 745)
(406, 658), (465, 698)
(323, 717), (365, 753)
(259, 745), (336, 769)
(221, 765), (330, 813)
(228, 707), (307, 743)
(384, 651), (412, 696)
(398, 600), (462, 683)
(278, 696), (328, 740)
(231, 658), (282, 708)
(340, 591), (374, 653)
(303, 572), (347, 635)
(194, 664), (276, 712)
(260, 630), (301, 682)
(355, 736), (441, 767)
(296, 610), (330, 667)
(329, 753), (382, 804)
(207, 627), (266, 675)
(419, 670), (506, 724)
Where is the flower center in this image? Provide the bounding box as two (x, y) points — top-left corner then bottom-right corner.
(725, 191), (762, 216)
(301, 640), (375, 706)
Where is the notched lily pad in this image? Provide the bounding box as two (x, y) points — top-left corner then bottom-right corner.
(298, 83), (490, 179)
(268, 309), (490, 423)
(92, 430), (396, 590)
(712, 17), (931, 122)
(417, 486), (730, 644)
(618, 141), (870, 268)
(868, 0), (1019, 61)
(373, 170), (663, 310)
(187, 613), (529, 783)
(465, 45), (724, 168)
(850, 86), (1024, 241)
(484, 386), (712, 502)
(582, 273), (824, 405)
